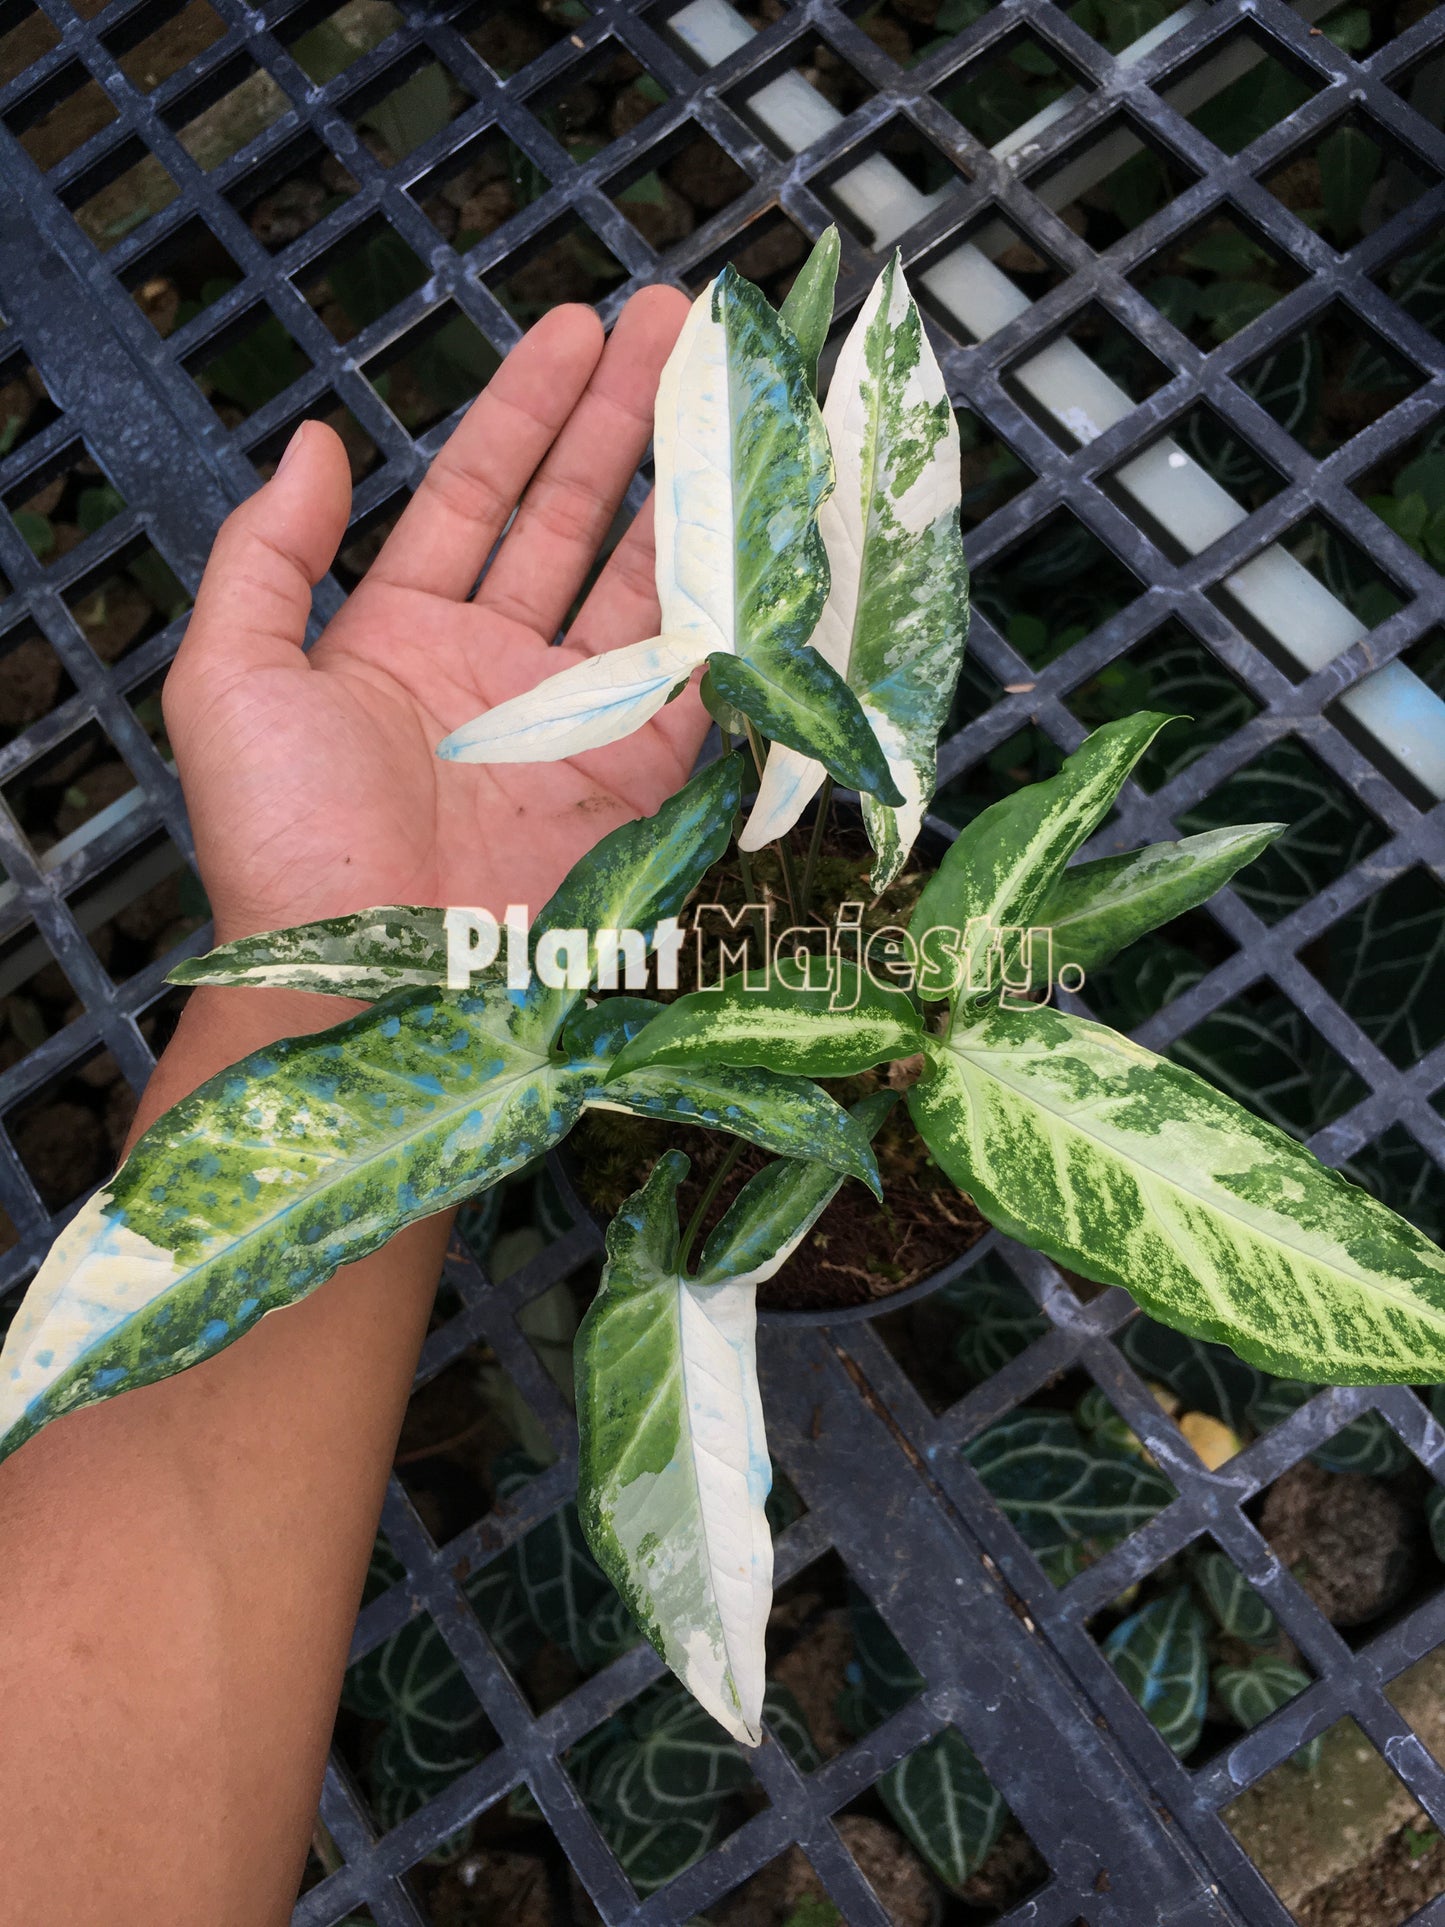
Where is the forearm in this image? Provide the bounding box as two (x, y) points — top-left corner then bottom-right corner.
(0, 985), (452, 1926)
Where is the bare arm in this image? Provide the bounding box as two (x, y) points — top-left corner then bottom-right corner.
(0, 285), (703, 1926)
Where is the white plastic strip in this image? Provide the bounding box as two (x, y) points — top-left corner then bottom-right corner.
(669, 0), (1445, 800)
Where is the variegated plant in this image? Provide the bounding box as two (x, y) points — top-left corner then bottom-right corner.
(4, 234), (1443, 1771)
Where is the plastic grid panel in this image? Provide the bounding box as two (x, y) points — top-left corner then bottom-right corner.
(0, 0), (1443, 1920)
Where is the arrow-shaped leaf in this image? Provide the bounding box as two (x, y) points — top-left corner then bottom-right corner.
(1037, 823), (1284, 978)
(909, 712), (1177, 1003)
(577, 1104), (890, 1743)
(576, 1150), (773, 1744)
(436, 633), (713, 765)
(909, 1001), (1445, 1383)
(743, 252), (968, 889)
(607, 963), (923, 1081)
(437, 266), (894, 792)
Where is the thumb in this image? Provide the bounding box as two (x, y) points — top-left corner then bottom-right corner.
(171, 420), (352, 689)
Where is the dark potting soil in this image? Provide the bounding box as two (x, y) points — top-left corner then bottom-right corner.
(570, 815), (988, 1311)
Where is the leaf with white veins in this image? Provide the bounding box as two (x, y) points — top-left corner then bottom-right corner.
(743, 253), (967, 889)
(908, 1002), (1445, 1383)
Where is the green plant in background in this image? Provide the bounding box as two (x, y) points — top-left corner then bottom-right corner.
(4, 232), (1443, 1780)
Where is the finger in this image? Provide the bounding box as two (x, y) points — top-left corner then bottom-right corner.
(367, 304), (605, 601)
(566, 493), (661, 657)
(169, 420), (351, 696)
(477, 283), (690, 636)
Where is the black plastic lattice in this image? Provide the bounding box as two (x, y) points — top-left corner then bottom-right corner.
(2, 0), (1445, 1922)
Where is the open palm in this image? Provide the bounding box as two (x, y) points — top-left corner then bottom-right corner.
(164, 289), (707, 945)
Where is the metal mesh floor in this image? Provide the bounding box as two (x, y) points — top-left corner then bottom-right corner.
(1, 0), (1444, 1921)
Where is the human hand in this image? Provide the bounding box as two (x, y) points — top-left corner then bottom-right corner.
(164, 286), (706, 945)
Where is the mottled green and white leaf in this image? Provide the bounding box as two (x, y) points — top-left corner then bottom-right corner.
(576, 1153), (773, 1744)
(910, 1002), (1445, 1383)
(696, 1092), (895, 1286)
(1036, 823), (1283, 979)
(607, 964), (923, 1081)
(0, 984), (589, 1462)
(909, 713), (1176, 1003)
(744, 252), (967, 890)
(591, 1062), (883, 1196)
(169, 904), (453, 999)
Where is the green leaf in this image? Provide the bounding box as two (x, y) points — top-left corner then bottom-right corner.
(778, 225), (840, 392)
(908, 713), (1177, 1003)
(519, 752), (744, 1042)
(169, 905), (454, 998)
(909, 1002), (1445, 1384)
(706, 643), (903, 806)
(576, 1151), (774, 1743)
(76, 483), (125, 533)
(607, 964), (923, 1081)
(13, 508), (53, 558)
(1318, 124), (1380, 244)
(696, 1093), (895, 1285)
(1191, 1548), (1277, 1645)
(1215, 1658), (1313, 1754)
(593, 1060), (883, 1196)
(943, 1267), (1048, 1384)
(1036, 824), (1283, 977)
(361, 61), (454, 160)
(1119, 1315), (1263, 1433)
(1104, 1588), (1209, 1756)
(878, 1728), (1007, 1892)
(1246, 1380), (1411, 1476)
(743, 253), (968, 890)
(965, 1409), (1174, 1568)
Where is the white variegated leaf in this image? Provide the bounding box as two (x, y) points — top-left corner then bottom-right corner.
(437, 634), (710, 764)
(576, 1153), (771, 1744)
(909, 1002), (1445, 1384)
(742, 253), (967, 887)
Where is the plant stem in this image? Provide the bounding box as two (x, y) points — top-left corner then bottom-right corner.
(678, 1138), (746, 1274)
(799, 775), (834, 921)
(741, 718), (802, 922)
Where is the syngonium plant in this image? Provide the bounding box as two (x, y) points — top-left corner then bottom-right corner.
(4, 233), (1444, 1755)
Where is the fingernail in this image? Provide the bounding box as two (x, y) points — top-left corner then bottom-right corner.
(275, 421), (307, 477)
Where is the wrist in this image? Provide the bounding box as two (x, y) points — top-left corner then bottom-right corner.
(125, 983), (367, 1155)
